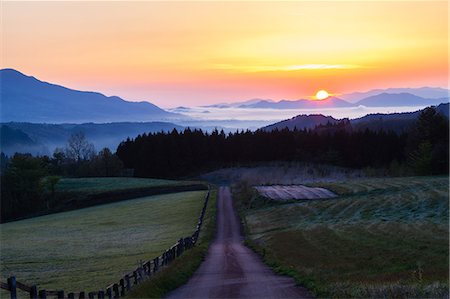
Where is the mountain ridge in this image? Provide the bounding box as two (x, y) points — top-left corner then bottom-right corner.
(0, 69), (185, 123)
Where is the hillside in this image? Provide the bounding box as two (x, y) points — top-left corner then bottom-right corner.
(263, 114), (339, 131)
(263, 103), (449, 133)
(1, 122), (184, 155)
(0, 69), (184, 123)
(352, 103), (449, 133)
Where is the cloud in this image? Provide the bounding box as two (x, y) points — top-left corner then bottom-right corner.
(212, 63), (363, 72)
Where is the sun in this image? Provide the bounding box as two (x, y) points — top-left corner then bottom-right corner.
(315, 90), (329, 100)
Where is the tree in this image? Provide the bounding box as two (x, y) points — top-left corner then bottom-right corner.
(407, 107), (449, 175)
(65, 132), (96, 162)
(1, 154), (48, 221)
(41, 175), (61, 209)
(91, 148), (124, 176)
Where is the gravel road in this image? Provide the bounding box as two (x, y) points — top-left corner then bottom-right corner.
(165, 186), (312, 299)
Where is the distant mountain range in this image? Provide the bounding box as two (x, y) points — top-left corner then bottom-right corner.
(263, 103), (449, 133)
(203, 88), (448, 110)
(0, 122), (184, 156)
(340, 87), (449, 103)
(0, 69), (185, 123)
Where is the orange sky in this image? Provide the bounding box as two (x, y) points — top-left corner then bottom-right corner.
(2, 1), (448, 107)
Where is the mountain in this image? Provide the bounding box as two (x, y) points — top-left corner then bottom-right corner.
(263, 114), (340, 131)
(1, 121), (184, 156)
(341, 87), (449, 102)
(0, 125), (48, 155)
(239, 97), (353, 109)
(355, 93), (448, 107)
(263, 103), (449, 134)
(351, 103), (449, 133)
(0, 69), (185, 123)
(202, 98), (275, 109)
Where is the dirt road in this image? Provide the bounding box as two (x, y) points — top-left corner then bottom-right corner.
(166, 186), (312, 299)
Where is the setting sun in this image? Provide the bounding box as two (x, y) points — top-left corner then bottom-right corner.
(315, 90), (329, 100)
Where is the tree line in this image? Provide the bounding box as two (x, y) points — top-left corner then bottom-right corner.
(1, 132), (124, 222)
(116, 107), (448, 178)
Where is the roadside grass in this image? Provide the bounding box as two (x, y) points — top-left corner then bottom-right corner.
(126, 189), (217, 299)
(0, 190), (208, 293)
(236, 176), (449, 298)
(56, 177), (198, 194)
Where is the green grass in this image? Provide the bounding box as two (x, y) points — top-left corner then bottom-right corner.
(0, 190), (208, 294)
(127, 189), (217, 299)
(56, 177), (196, 194)
(237, 176), (449, 298)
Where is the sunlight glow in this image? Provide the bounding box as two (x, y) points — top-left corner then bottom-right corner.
(315, 90), (329, 100)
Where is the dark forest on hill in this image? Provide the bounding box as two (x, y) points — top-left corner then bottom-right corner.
(117, 107), (448, 179)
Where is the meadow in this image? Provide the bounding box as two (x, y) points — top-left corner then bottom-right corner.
(56, 177), (197, 194)
(237, 176), (449, 297)
(0, 190), (207, 295)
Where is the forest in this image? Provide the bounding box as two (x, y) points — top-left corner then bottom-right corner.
(117, 107), (448, 178)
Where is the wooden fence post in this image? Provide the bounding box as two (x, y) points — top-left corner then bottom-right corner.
(106, 287), (112, 299)
(38, 290), (46, 299)
(119, 279), (125, 296)
(79, 291), (85, 298)
(68, 293), (75, 299)
(125, 275), (131, 291)
(30, 285), (38, 299)
(88, 292), (95, 299)
(112, 284), (119, 298)
(57, 291), (64, 299)
(98, 290), (105, 299)
(7, 276), (17, 299)
(153, 257), (159, 272)
(132, 271), (138, 285)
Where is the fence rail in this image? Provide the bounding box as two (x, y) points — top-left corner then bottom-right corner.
(1, 187), (211, 299)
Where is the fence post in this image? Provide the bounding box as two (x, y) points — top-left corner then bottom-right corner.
(153, 257), (159, 273)
(106, 287), (112, 299)
(38, 290), (47, 299)
(112, 284), (119, 298)
(143, 262), (151, 276)
(119, 279), (125, 296)
(88, 292), (95, 299)
(132, 271), (138, 285)
(79, 291), (85, 299)
(30, 285), (38, 299)
(98, 290), (105, 299)
(7, 276), (17, 299)
(68, 293), (75, 299)
(57, 291), (64, 299)
(125, 275), (131, 291)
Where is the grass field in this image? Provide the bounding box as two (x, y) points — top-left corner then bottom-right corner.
(56, 177), (197, 194)
(237, 176), (449, 297)
(0, 190), (207, 294)
(127, 189), (217, 299)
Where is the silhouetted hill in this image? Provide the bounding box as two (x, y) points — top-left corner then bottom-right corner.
(355, 93), (448, 107)
(0, 125), (48, 155)
(262, 103), (449, 134)
(1, 122), (184, 155)
(351, 103), (449, 133)
(263, 114), (340, 131)
(0, 69), (185, 123)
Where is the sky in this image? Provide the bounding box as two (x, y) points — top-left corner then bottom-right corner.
(2, 1), (448, 107)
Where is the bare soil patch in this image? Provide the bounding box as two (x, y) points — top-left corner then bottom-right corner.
(255, 185), (337, 200)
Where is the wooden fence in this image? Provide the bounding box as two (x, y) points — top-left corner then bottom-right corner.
(0, 188), (211, 299)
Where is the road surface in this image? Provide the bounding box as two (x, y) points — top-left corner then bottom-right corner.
(166, 186), (312, 299)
